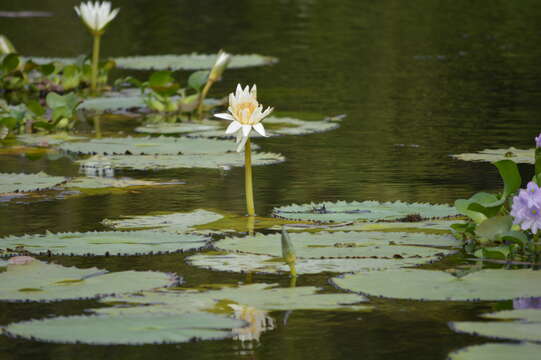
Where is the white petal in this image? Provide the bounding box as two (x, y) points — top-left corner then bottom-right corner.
(250, 84), (257, 98)
(236, 136), (248, 152)
(242, 124), (252, 137)
(236, 131), (243, 143)
(214, 113), (235, 121)
(225, 121), (242, 134)
(253, 123), (266, 137)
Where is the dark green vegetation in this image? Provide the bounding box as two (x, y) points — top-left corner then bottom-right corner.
(1, 0), (541, 359)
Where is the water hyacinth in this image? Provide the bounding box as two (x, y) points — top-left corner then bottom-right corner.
(74, 1), (119, 94)
(511, 181), (541, 234)
(536, 133), (541, 148)
(215, 84), (273, 216)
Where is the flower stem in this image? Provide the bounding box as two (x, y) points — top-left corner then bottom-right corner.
(94, 115), (102, 139)
(91, 34), (101, 95)
(244, 138), (255, 216)
(197, 79), (214, 120)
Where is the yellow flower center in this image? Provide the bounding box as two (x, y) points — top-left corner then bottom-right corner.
(532, 209), (538, 215)
(234, 102), (256, 124)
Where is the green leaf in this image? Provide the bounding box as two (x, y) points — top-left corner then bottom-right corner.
(0, 117), (18, 129)
(452, 147), (534, 164)
(535, 148), (541, 182)
(39, 63), (56, 76)
(25, 100), (45, 116)
(45, 92), (65, 108)
(499, 230), (528, 245)
(475, 216), (513, 241)
(2, 53), (20, 72)
(148, 71), (174, 88)
(449, 343), (541, 360)
(188, 70), (209, 91)
(0, 172), (67, 194)
(332, 268), (541, 301)
(494, 160), (521, 200)
(32, 121), (54, 131)
(473, 246), (510, 259)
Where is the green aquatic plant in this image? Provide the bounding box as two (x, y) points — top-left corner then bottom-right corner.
(449, 343), (541, 360)
(215, 84), (273, 216)
(0, 172), (67, 194)
(0, 258), (176, 302)
(197, 51), (231, 119)
(74, 1), (119, 94)
(0, 35), (16, 55)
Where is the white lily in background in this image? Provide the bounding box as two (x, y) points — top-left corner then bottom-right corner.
(74, 1), (119, 94)
(215, 84), (273, 152)
(214, 84), (273, 216)
(74, 1), (119, 34)
(197, 50), (232, 119)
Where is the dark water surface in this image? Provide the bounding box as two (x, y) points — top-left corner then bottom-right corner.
(1, 0), (540, 359)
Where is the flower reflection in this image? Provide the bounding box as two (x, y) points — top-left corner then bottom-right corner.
(229, 304), (276, 343)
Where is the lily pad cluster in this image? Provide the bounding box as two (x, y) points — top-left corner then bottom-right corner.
(0, 230), (209, 256)
(0, 172), (67, 195)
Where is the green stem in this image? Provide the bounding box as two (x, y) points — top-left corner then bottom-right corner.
(94, 116), (102, 139)
(91, 34), (101, 95)
(244, 138), (255, 216)
(197, 80), (214, 120)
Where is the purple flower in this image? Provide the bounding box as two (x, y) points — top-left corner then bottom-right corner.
(511, 181), (541, 234)
(536, 133), (541, 148)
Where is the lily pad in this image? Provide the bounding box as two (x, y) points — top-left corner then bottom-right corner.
(17, 134), (87, 146)
(273, 200), (459, 223)
(135, 122), (220, 135)
(102, 210), (224, 232)
(59, 136), (245, 155)
(193, 116), (340, 138)
(0, 172), (67, 194)
(215, 231), (458, 259)
(0, 260), (176, 302)
(331, 269), (541, 301)
(4, 312), (244, 345)
(186, 252), (442, 275)
(64, 177), (173, 190)
(113, 53), (277, 71)
(97, 283), (370, 315)
(452, 148), (534, 164)
(0, 230), (209, 256)
(78, 152), (284, 170)
(449, 343), (541, 360)
(451, 309), (541, 342)
(79, 96), (146, 112)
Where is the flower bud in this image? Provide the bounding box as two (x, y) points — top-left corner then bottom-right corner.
(208, 51), (231, 82)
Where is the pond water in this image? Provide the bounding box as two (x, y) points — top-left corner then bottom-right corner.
(1, 0), (540, 359)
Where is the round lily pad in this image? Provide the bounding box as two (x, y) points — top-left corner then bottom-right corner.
(186, 252), (441, 275)
(331, 269), (541, 301)
(78, 152), (284, 170)
(214, 231), (458, 259)
(0, 260), (176, 302)
(451, 309), (541, 342)
(102, 210), (224, 233)
(0, 230), (209, 256)
(17, 134), (87, 146)
(452, 148), (534, 164)
(59, 136), (244, 155)
(135, 122), (220, 135)
(113, 53), (278, 71)
(193, 116), (340, 138)
(4, 312), (245, 345)
(449, 343), (541, 360)
(0, 172), (67, 194)
(280, 219), (459, 234)
(97, 283), (369, 315)
(64, 177), (176, 190)
(79, 96), (146, 112)
(272, 200), (459, 223)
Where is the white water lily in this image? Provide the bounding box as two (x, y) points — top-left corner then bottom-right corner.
(208, 51), (232, 82)
(229, 304), (276, 342)
(74, 1), (119, 34)
(215, 84), (273, 152)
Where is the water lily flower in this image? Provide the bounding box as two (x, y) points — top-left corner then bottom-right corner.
(215, 84), (273, 152)
(208, 51), (232, 82)
(511, 181), (541, 233)
(74, 1), (119, 34)
(74, 1), (119, 94)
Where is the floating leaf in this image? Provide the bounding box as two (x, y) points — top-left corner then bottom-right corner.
(0, 172), (67, 194)
(79, 96), (146, 112)
(135, 122), (220, 135)
(0, 230), (209, 256)
(4, 312), (244, 345)
(449, 343), (541, 360)
(273, 200), (458, 223)
(59, 136), (245, 155)
(0, 260), (176, 302)
(187, 252), (442, 275)
(112, 53), (278, 71)
(214, 232), (458, 259)
(452, 148), (534, 164)
(64, 177), (172, 190)
(17, 134), (87, 146)
(102, 210), (224, 233)
(78, 152), (284, 170)
(331, 269), (541, 301)
(97, 283), (370, 315)
(451, 309), (541, 342)
(193, 116), (340, 138)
